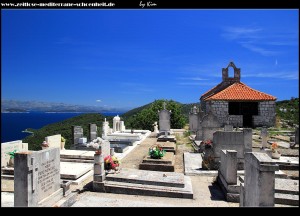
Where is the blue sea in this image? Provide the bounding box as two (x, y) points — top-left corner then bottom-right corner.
(1, 112), (123, 143)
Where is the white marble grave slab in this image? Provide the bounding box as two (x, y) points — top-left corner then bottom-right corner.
(60, 150), (94, 160)
(60, 162), (93, 180)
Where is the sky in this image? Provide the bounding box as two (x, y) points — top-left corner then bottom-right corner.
(2, 9), (299, 111)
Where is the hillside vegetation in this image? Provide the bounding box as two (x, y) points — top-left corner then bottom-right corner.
(121, 99), (187, 131)
(275, 97), (299, 128)
(22, 98), (298, 150)
(23, 113), (105, 150)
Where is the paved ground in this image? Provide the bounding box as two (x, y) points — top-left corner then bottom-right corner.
(2, 131), (297, 207)
(72, 175), (238, 207)
(71, 133), (238, 207)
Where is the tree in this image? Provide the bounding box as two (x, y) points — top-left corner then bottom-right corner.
(124, 99), (186, 130)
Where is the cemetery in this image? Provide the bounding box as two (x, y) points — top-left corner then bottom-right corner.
(1, 62), (298, 207)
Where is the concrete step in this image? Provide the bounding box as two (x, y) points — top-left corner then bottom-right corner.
(275, 193), (299, 206)
(102, 175), (193, 199)
(275, 178), (299, 195)
(60, 158), (93, 163)
(105, 168), (184, 188)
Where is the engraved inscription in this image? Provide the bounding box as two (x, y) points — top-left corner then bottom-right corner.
(37, 158), (59, 195)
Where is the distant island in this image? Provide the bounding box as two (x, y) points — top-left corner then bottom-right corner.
(1, 99), (128, 113)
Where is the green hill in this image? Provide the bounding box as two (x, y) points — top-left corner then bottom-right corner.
(22, 97), (298, 150)
(275, 97), (299, 127)
(23, 113), (105, 150)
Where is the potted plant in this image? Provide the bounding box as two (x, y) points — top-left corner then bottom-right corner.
(271, 142), (281, 159)
(148, 144), (166, 159)
(6, 150), (17, 167)
(41, 141), (49, 150)
(61, 136), (66, 150)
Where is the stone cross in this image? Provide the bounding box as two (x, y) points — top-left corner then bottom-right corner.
(28, 157), (39, 193)
(163, 102), (166, 110)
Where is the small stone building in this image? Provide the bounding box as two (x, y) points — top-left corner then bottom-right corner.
(200, 62), (276, 128)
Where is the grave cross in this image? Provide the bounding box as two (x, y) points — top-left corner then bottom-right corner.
(27, 157), (39, 193)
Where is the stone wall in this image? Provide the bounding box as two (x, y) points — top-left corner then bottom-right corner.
(253, 101), (276, 127)
(228, 115), (243, 127)
(205, 101), (243, 127)
(201, 100), (275, 127)
(209, 101), (228, 125)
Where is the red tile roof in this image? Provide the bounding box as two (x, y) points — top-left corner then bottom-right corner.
(204, 82), (276, 101)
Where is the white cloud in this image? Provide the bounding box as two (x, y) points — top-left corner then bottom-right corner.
(240, 43), (281, 56)
(222, 27), (262, 40)
(96, 99), (102, 102)
(221, 26), (297, 56)
(243, 71), (298, 80)
(177, 82), (218, 86)
(178, 77), (209, 81)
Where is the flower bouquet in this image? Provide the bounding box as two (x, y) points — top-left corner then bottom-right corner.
(204, 140), (213, 149)
(270, 142), (281, 159)
(149, 144), (166, 159)
(104, 155), (120, 171)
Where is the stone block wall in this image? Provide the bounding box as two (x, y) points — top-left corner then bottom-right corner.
(202, 100), (275, 127)
(228, 115), (243, 127)
(253, 101), (276, 127)
(207, 101), (228, 125)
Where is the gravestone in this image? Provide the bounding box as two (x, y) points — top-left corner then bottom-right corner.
(213, 129), (252, 169)
(1, 140), (28, 168)
(261, 127), (268, 149)
(72, 126), (83, 145)
(219, 150), (237, 184)
(120, 121), (125, 132)
(14, 148), (62, 207)
(243, 128), (253, 153)
(153, 122), (159, 133)
(101, 140), (110, 158)
(89, 124), (97, 142)
(158, 108), (171, 133)
(45, 134), (61, 150)
(240, 152), (279, 207)
(189, 106), (199, 133)
(224, 125), (234, 132)
(102, 118), (110, 137)
(201, 112), (222, 141)
(217, 150), (240, 202)
(195, 126), (203, 141)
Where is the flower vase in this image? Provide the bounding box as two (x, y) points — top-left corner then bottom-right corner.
(271, 151), (281, 159)
(42, 146), (49, 150)
(8, 158), (14, 167)
(61, 141), (65, 150)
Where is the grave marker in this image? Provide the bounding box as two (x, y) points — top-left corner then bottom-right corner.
(1, 140), (28, 168)
(89, 123), (97, 141)
(261, 127), (268, 149)
(72, 126), (83, 145)
(14, 148), (61, 207)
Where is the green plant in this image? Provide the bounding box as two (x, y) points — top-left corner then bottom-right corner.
(149, 144), (166, 159)
(61, 136), (66, 142)
(7, 150), (17, 159)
